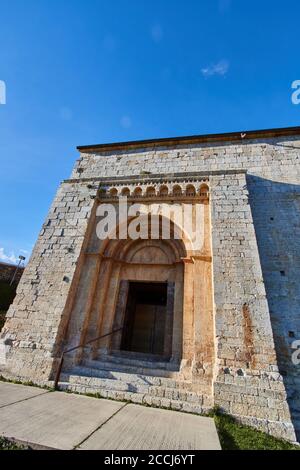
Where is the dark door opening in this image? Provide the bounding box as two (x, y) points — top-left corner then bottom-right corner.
(121, 282), (168, 356)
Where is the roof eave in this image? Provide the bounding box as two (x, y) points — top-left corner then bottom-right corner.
(77, 125), (300, 153)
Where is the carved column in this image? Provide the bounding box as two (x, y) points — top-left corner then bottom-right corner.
(163, 282), (175, 358)
(181, 258), (195, 364)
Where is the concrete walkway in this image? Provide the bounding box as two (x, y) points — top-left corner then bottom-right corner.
(0, 382), (221, 450)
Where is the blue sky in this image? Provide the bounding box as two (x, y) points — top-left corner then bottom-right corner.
(0, 0), (299, 264)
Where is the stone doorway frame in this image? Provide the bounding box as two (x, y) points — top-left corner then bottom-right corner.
(111, 280), (175, 361)
(59, 176), (214, 382)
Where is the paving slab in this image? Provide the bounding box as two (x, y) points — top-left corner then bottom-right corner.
(0, 383), (221, 450)
(0, 389), (125, 450)
(0, 381), (48, 408)
(79, 404), (221, 450)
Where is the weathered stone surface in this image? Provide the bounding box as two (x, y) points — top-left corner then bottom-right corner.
(1, 130), (300, 443)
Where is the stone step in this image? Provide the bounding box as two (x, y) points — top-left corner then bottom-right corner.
(60, 369), (212, 404)
(58, 379), (213, 415)
(83, 359), (181, 378)
(107, 351), (181, 370)
(61, 371), (150, 394)
(63, 366), (171, 386)
(70, 364), (181, 385)
(65, 364), (211, 392)
(92, 354), (180, 371)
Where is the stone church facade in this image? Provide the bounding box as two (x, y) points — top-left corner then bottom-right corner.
(1, 126), (300, 442)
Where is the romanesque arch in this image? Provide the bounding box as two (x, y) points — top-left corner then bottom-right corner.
(59, 179), (214, 385)
(73, 215), (188, 365)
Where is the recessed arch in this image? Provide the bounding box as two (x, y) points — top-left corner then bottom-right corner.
(133, 187), (143, 197)
(186, 184), (196, 197)
(172, 184), (182, 196)
(121, 187), (130, 196)
(57, 178), (214, 394)
(126, 242), (172, 265)
(109, 187), (118, 197)
(146, 186), (156, 197)
(100, 225), (185, 359)
(159, 185), (169, 197)
(199, 183), (209, 197)
(99, 212), (193, 260)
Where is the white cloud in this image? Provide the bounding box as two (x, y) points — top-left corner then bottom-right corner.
(151, 24), (163, 43)
(20, 249), (29, 256)
(0, 248), (17, 265)
(201, 59), (229, 78)
(120, 115), (132, 129)
(0, 248), (30, 265)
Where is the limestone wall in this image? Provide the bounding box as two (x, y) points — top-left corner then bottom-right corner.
(69, 136), (300, 438)
(67, 135), (300, 441)
(0, 181), (97, 380)
(1, 133), (299, 440)
(210, 172), (296, 440)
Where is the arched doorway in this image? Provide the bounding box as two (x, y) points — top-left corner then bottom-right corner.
(86, 217), (187, 364)
(60, 191), (214, 383)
